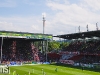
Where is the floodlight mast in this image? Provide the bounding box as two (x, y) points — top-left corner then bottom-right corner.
(86, 24), (89, 31)
(42, 13), (47, 62)
(78, 26), (80, 33)
(42, 13), (46, 34)
(96, 22), (98, 30)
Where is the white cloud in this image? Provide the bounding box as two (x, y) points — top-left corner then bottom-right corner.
(46, 0), (100, 36)
(0, 0), (100, 40)
(0, 0), (17, 7)
(81, 0), (100, 11)
(0, 21), (13, 30)
(0, 16), (43, 33)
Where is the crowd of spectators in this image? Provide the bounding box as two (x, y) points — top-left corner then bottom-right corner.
(61, 39), (100, 64)
(0, 38), (44, 63)
(31, 43), (39, 62)
(63, 40), (100, 54)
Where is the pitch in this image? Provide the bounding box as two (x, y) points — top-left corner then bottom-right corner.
(0, 64), (99, 75)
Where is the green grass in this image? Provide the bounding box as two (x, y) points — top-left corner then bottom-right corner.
(0, 64), (100, 75)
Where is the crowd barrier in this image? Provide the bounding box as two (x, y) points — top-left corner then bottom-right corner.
(59, 60), (74, 65)
(8, 61), (22, 66)
(59, 51), (80, 55)
(1, 61), (50, 66)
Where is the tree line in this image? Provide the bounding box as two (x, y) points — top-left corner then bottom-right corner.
(48, 41), (69, 52)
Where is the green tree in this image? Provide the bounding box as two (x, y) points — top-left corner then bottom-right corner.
(60, 42), (69, 49)
(48, 41), (60, 52)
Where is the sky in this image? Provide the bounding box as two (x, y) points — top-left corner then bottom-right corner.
(0, 0), (100, 40)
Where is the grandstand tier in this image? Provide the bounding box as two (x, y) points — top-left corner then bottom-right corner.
(54, 30), (100, 65)
(0, 31), (53, 65)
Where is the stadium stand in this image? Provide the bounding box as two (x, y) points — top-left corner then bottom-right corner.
(1, 38), (50, 66)
(59, 40), (100, 64)
(0, 30), (52, 65)
(54, 30), (100, 65)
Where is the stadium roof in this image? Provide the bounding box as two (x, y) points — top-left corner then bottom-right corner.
(54, 30), (100, 40)
(0, 30), (53, 40)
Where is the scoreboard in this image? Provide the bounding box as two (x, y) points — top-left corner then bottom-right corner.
(0, 66), (10, 74)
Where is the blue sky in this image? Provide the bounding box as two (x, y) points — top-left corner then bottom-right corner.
(0, 0), (100, 39)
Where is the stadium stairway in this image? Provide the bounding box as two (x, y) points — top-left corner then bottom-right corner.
(67, 55), (83, 61)
(61, 54), (74, 60)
